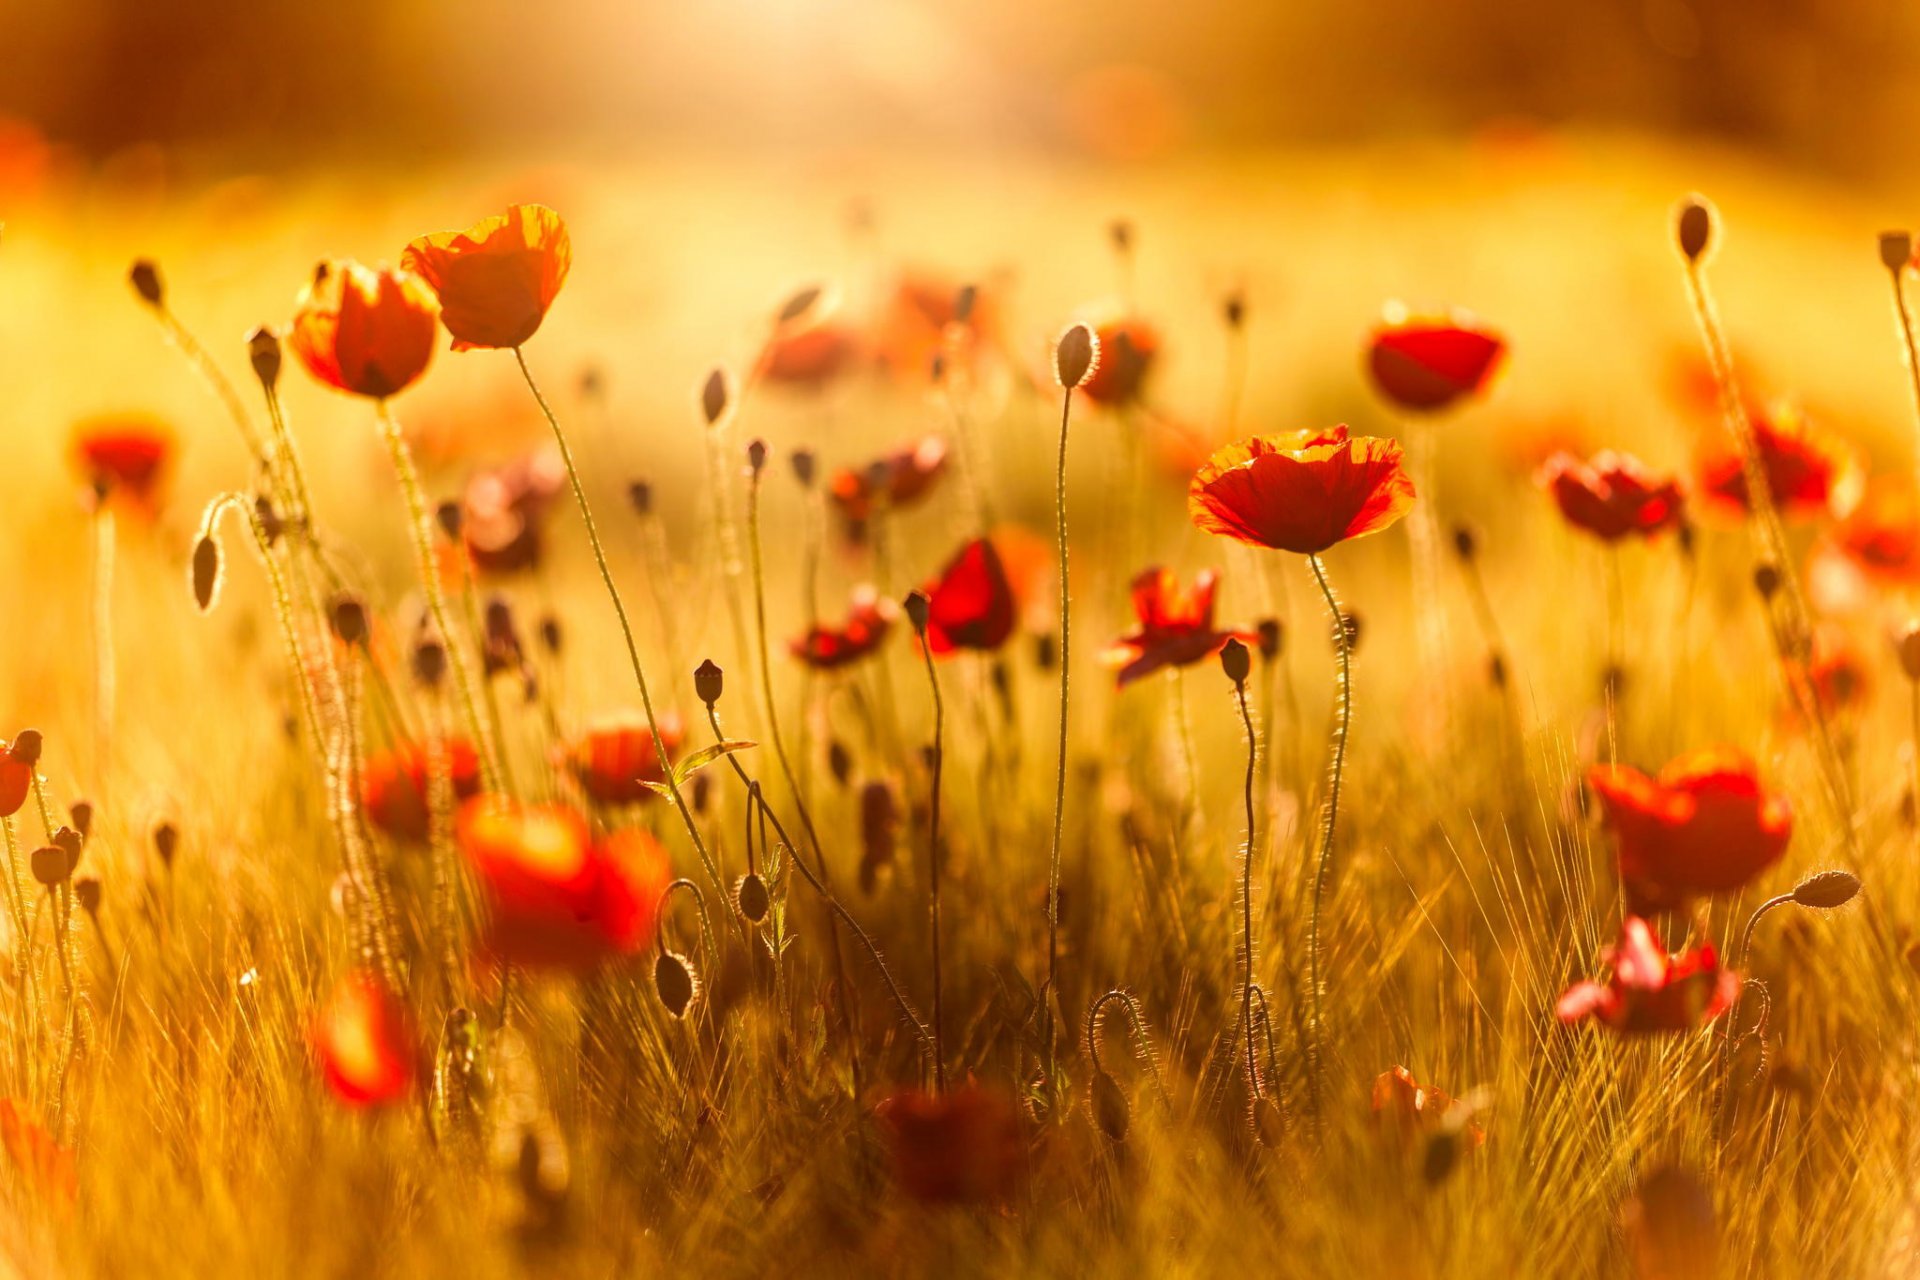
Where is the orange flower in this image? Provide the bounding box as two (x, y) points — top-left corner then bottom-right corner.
(288, 260), (439, 399)
(790, 586), (897, 669)
(1103, 567), (1253, 687)
(1694, 399), (1862, 523)
(1189, 426), (1416, 555)
(1366, 305), (1505, 414)
(759, 295), (864, 390)
(1793, 625), (1869, 723)
(560, 713), (683, 805)
(827, 435), (949, 532)
(1556, 916), (1739, 1035)
(401, 204), (571, 351)
(71, 414), (174, 514)
(875, 270), (997, 380)
(1075, 311), (1159, 407)
(1370, 1065), (1486, 1148)
(875, 1083), (1025, 1204)
(921, 538), (1017, 655)
(457, 796), (671, 972)
(1588, 748), (1791, 913)
(312, 971), (418, 1107)
(361, 739), (483, 844)
(0, 1099), (75, 1205)
(1808, 475), (1920, 614)
(1539, 450), (1686, 543)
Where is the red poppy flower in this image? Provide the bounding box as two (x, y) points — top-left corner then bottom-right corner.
(1189, 426), (1417, 555)
(1075, 311), (1159, 407)
(827, 435), (949, 529)
(1539, 450), (1686, 543)
(1792, 625), (1869, 723)
(921, 538), (1017, 655)
(462, 445), (566, 575)
(875, 271), (997, 380)
(759, 308), (863, 390)
(1556, 916), (1739, 1034)
(1103, 567), (1254, 687)
(0, 1098), (75, 1205)
(71, 414), (174, 514)
(791, 586), (897, 669)
(1808, 476), (1920, 614)
(1371, 1065), (1486, 1147)
(875, 1083), (1025, 1204)
(288, 260), (439, 399)
(0, 740), (34, 820)
(312, 970), (418, 1106)
(559, 713), (683, 805)
(1588, 748), (1791, 913)
(401, 204), (571, 351)
(1694, 399), (1862, 523)
(1366, 305), (1505, 414)
(361, 739), (483, 843)
(457, 796), (671, 972)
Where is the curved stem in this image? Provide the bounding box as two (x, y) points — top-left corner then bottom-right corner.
(1044, 384), (1075, 1071)
(917, 626), (948, 1093)
(1886, 266), (1920, 492)
(1232, 672), (1260, 1103)
(1305, 552), (1351, 1129)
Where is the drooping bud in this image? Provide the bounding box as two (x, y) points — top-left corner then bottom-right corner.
(1091, 1070), (1129, 1141)
(152, 819), (178, 869)
(537, 613), (562, 656)
(1880, 231), (1913, 274)
(736, 872), (770, 924)
(1676, 195), (1715, 263)
(1753, 563), (1781, 601)
(1792, 869), (1861, 910)
(51, 825), (82, 875)
(1054, 323), (1099, 389)
(247, 326), (281, 390)
(74, 876), (101, 916)
(69, 799), (93, 840)
(412, 633), (448, 688)
(827, 739), (852, 787)
(129, 259), (164, 308)
(1223, 289), (1245, 331)
(746, 438), (769, 477)
(1219, 637), (1251, 685)
(329, 593), (368, 647)
(9, 730), (42, 767)
(790, 449), (817, 489)
(627, 481), (652, 517)
(654, 950), (698, 1018)
(694, 659), (724, 708)
(192, 532), (224, 613)
(775, 285), (822, 326)
(1452, 524), (1477, 562)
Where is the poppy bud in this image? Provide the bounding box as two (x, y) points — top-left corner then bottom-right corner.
(52, 825), (82, 874)
(790, 449), (817, 489)
(1791, 869), (1861, 910)
(74, 875), (100, 917)
(654, 950), (698, 1018)
(1256, 618), (1282, 660)
(30, 846), (68, 888)
(1054, 323), (1100, 390)
(69, 799), (92, 839)
(1219, 637), (1251, 685)
(1602, 663), (1626, 701)
(1676, 520), (1696, 559)
(1224, 290), (1245, 331)
(579, 364), (605, 401)
(152, 820), (178, 869)
(1451, 524), (1477, 562)
(9, 730), (42, 767)
(329, 593), (368, 647)
(1423, 1128), (1462, 1185)
(902, 590), (931, 635)
(1091, 1070), (1129, 1141)
(434, 500), (463, 542)
(694, 659), (724, 708)
(1035, 633), (1058, 671)
(954, 284), (978, 325)
(700, 368), (729, 426)
(191, 533), (224, 613)
(412, 636), (447, 688)
(1753, 563), (1781, 601)
(736, 872), (770, 924)
(929, 352), (947, 383)
(628, 481), (652, 517)
(1899, 622), (1920, 681)
(129, 259), (164, 308)
(1109, 218), (1134, 255)
(746, 438), (769, 477)
(247, 326), (281, 391)
(538, 613), (562, 656)
(1880, 231), (1913, 274)
(1676, 196), (1715, 263)
(776, 285), (821, 325)
(828, 739), (852, 787)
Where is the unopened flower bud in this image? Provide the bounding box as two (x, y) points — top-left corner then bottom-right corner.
(736, 872), (770, 924)
(1881, 231), (1913, 274)
(10, 730), (43, 767)
(1753, 563), (1781, 600)
(902, 590), (931, 634)
(628, 481), (652, 517)
(30, 846), (68, 888)
(694, 659), (724, 708)
(746, 438), (769, 476)
(790, 449), (817, 489)
(129, 259), (164, 308)
(1054, 323), (1099, 390)
(434, 499), (463, 541)
(1676, 196), (1715, 263)
(1792, 869), (1861, 910)
(654, 950), (698, 1018)
(152, 819), (178, 869)
(700, 368), (729, 426)
(69, 800), (92, 839)
(1220, 637), (1251, 685)
(1452, 524), (1477, 561)
(1223, 290), (1245, 331)
(74, 876), (100, 916)
(1256, 618), (1282, 660)
(247, 326), (281, 390)
(329, 593), (368, 647)
(412, 636), (448, 688)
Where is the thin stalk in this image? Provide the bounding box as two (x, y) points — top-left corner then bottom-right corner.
(916, 623), (948, 1092)
(1885, 264), (1920, 491)
(152, 307), (268, 464)
(1605, 546), (1624, 768)
(1304, 552), (1352, 1129)
(1043, 382), (1076, 1072)
(90, 503), (114, 800)
(1231, 669), (1261, 1104)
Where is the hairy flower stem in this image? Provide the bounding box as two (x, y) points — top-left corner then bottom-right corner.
(151, 306), (268, 465)
(90, 503), (114, 801)
(374, 401), (501, 795)
(916, 625), (949, 1092)
(1885, 264), (1920, 492)
(1604, 546), (1623, 768)
(1304, 553), (1351, 1130)
(1230, 667), (1261, 1105)
(1043, 383), (1076, 1075)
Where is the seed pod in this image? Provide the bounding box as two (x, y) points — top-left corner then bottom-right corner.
(1898, 623), (1920, 681)
(1676, 196), (1715, 263)
(745, 438), (769, 477)
(152, 820), (178, 869)
(1054, 323), (1100, 389)
(52, 825), (82, 874)
(736, 872), (770, 924)
(434, 499), (463, 541)
(1219, 637), (1251, 685)
(30, 846), (68, 888)
(1792, 869), (1861, 910)
(902, 590), (931, 635)
(1256, 618), (1282, 660)
(1452, 524), (1477, 561)
(694, 659), (724, 708)
(191, 533), (224, 613)
(776, 285), (822, 325)
(413, 636), (448, 688)
(73, 876), (100, 916)
(1881, 231), (1913, 274)
(790, 449), (817, 489)
(700, 368), (729, 426)
(827, 739), (852, 787)
(654, 950), (698, 1018)
(627, 480), (652, 516)
(247, 326), (281, 390)
(129, 259), (164, 307)
(1035, 632), (1058, 671)
(1091, 1070), (1130, 1141)
(69, 800), (93, 839)
(329, 593), (369, 647)
(1753, 563), (1781, 600)
(9, 730), (42, 767)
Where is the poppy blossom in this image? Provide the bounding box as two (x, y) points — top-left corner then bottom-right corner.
(875, 271), (997, 379)
(71, 414), (174, 514)
(1366, 305), (1505, 414)
(1074, 311), (1159, 407)
(1370, 1066), (1486, 1148)
(759, 294), (864, 389)
(1807, 476), (1920, 614)
(1189, 426), (1416, 555)
(1103, 567), (1254, 687)
(875, 1083), (1025, 1204)
(312, 970), (418, 1106)
(827, 436), (950, 532)
(0, 741), (34, 820)
(1694, 399), (1862, 523)
(288, 260), (439, 400)
(1538, 450), (1686, 543)
(1791, 625), (1869, 723)
(457, 796), (671, 972)
(1556, 916), (1740, 1035)
(559, 713), (683, 805)
(791, 586), (897, 669)
(401, 204), (571, 351)
(462, 445), (566, 575)
(0, 1098), (75, 1205)
(1588, 748), (1791, 913)
(920, 538), (1017, 655)
(361, 739), (483, 843)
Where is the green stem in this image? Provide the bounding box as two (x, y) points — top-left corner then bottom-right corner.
(1044, 384), (1074, 1073)
(1304, 552), (1351, 1129)
(1231, 671), (1260, 1105)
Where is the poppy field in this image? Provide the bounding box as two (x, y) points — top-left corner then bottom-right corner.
(0, 128), (1919, 1277)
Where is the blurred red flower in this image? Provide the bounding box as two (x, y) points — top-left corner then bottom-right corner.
(312, 970), (418, 1107)
(875, 1083), (1025, 1204)
(1793, 625), (1869, 723)
(457, 796), (671, 972)
(71, 414), (174, 515)
(1556, 916), (1739, 1035)
(1588, 748), (1791, 913)
(1103, 567), (1253, 687)
(361, 738), (483, 844)
(1807, 475), (1920, 614)
(559, 713), (683, 805)
(921, 538), (1016, 655)
(759, 304), (863, 390)
(1189, 426), (1416, 555)
(1366, 306), (1505, 414)
(875, 271), (998, 380)
(1370, 1065), (1485, 1147)
(791, 586), (897, 669)
(1694, 399), (1861, 523)
(462, 445), (566, 575)
(401, 204), (571, 351)
(1539, 450), (1686, 543)
(827, 435), (949, 531)
(1075, 311), (1159, 407)
(289, 260), (438, 400)
(0, 741), (26, 819)
(0, 1098), (74, 1206)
